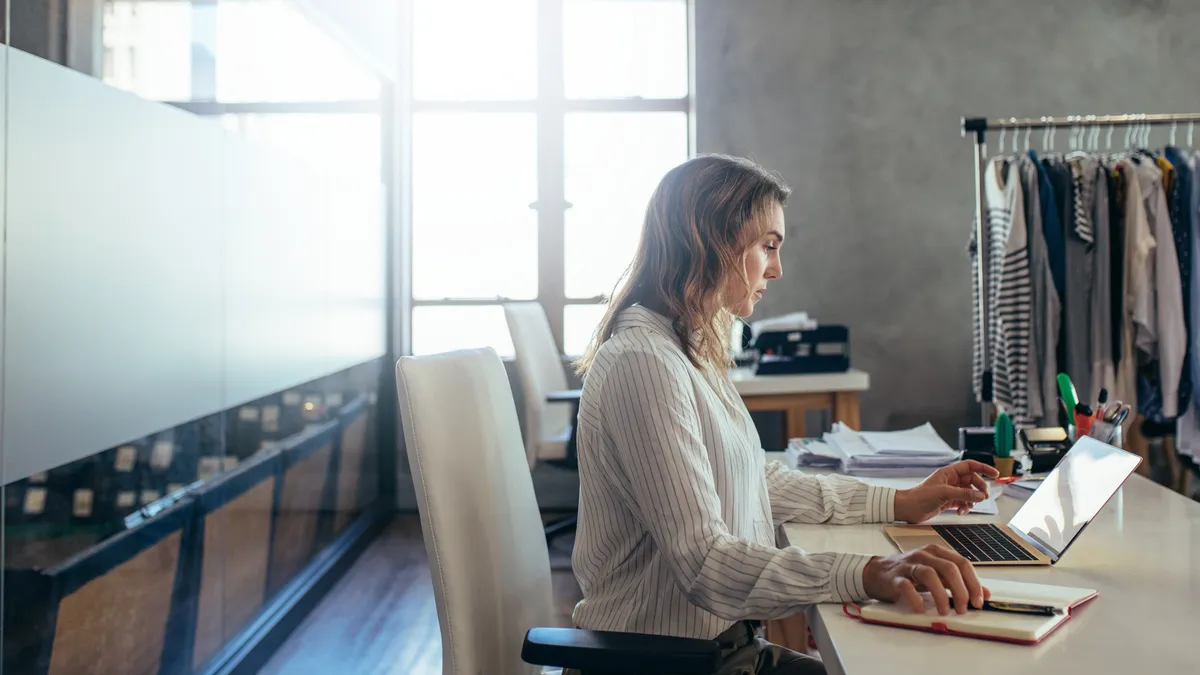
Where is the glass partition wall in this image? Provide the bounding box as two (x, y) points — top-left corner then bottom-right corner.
(1, 2), (396, 673)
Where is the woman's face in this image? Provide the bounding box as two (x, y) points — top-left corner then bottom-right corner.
(727, 202), (785, 318)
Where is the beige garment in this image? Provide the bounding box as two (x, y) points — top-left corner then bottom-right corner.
(1135, 159), (1187, 417)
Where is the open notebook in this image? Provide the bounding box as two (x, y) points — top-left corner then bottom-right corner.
(845, 578), (1097, 645)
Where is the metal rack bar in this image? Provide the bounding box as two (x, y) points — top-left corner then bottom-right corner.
(962, 113), (1200, 142)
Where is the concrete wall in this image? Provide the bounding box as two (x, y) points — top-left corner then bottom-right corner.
(695, 0), (1200, 438)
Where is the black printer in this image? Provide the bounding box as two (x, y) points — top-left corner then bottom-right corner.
(751, 324), (850, 375)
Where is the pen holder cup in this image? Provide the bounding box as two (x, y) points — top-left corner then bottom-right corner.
(1087, 420), (1124, 449)
(993, 456), (1015, 478)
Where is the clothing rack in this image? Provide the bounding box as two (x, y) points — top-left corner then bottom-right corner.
(961, 113), (1200, 423)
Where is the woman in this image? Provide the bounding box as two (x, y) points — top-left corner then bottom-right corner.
(568, 155), (998, 674)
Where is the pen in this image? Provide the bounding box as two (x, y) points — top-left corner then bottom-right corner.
(948, 598), (1062, 616)
(1101, 400), (1128, 420)
(1109, 408), (1130, 426)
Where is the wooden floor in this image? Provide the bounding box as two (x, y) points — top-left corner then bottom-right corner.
(260, 515), (582, 674)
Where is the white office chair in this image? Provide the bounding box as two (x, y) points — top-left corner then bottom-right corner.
(504, 302), (576, 467)
(395, 348), (719, 675)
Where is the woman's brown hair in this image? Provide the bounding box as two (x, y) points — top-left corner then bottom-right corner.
(575, 154), (791, 374)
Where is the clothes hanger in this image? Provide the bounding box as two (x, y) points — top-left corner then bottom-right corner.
(1066, 117), (1091, 159)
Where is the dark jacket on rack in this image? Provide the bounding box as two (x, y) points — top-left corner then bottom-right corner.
(1164, 146), (1193, 412)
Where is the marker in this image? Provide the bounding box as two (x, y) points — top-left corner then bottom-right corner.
(1057, 373), (1079, 418)
(1075, 403), (1094, 437)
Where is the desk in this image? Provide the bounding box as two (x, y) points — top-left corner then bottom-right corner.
(730, 369), (868, 437)
(780, 473), (1200, 675)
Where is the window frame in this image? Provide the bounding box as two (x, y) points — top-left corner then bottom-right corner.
(405, 0), (696, 353)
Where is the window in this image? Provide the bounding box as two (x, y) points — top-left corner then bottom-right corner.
(101, 1), (385, 186)
(102, 0), (380, 103)
(409, 0), (692, 358)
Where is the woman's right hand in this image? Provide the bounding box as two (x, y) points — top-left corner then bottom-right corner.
(862, 545), (991, 615)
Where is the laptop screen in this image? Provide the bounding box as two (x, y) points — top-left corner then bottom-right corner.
(1008, 436), (1142, 558)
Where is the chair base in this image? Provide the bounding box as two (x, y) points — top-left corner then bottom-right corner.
(544, 514), (577, 542)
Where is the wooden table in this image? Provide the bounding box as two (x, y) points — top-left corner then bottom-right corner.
(730, 369), (869, 438)
(780, 473), (1200, 675)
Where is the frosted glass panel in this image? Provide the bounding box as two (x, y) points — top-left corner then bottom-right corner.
(4, 53), (226, 481)
(3, 52), (386, 480)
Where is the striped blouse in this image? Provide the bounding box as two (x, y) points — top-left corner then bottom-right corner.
(570, 305), (896, 640)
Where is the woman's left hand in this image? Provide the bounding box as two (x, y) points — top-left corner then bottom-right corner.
(894, 460), (1000, 524)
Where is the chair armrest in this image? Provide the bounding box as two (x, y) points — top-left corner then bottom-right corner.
(546, 389), (583, 404)
(522, 627), (721, 675)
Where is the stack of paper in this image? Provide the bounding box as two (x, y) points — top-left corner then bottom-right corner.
(787, 422), (961, 477)
(750, 311), (816, 339)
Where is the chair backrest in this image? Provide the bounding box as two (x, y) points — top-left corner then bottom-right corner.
(503, 302), (571, 467)
(395, 348), (555, 675)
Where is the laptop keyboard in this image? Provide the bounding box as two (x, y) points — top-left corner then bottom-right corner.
(931, 524), (1037, 562)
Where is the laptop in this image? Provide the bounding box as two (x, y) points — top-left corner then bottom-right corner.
(882, 436), (1142, 565)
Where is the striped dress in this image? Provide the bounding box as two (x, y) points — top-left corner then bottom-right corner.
(971, 158), (1034, 424)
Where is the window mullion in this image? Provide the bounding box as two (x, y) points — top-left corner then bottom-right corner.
(537, 0), (567, 350)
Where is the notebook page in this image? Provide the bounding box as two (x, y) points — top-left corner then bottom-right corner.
(977, 578), (1096, 608)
